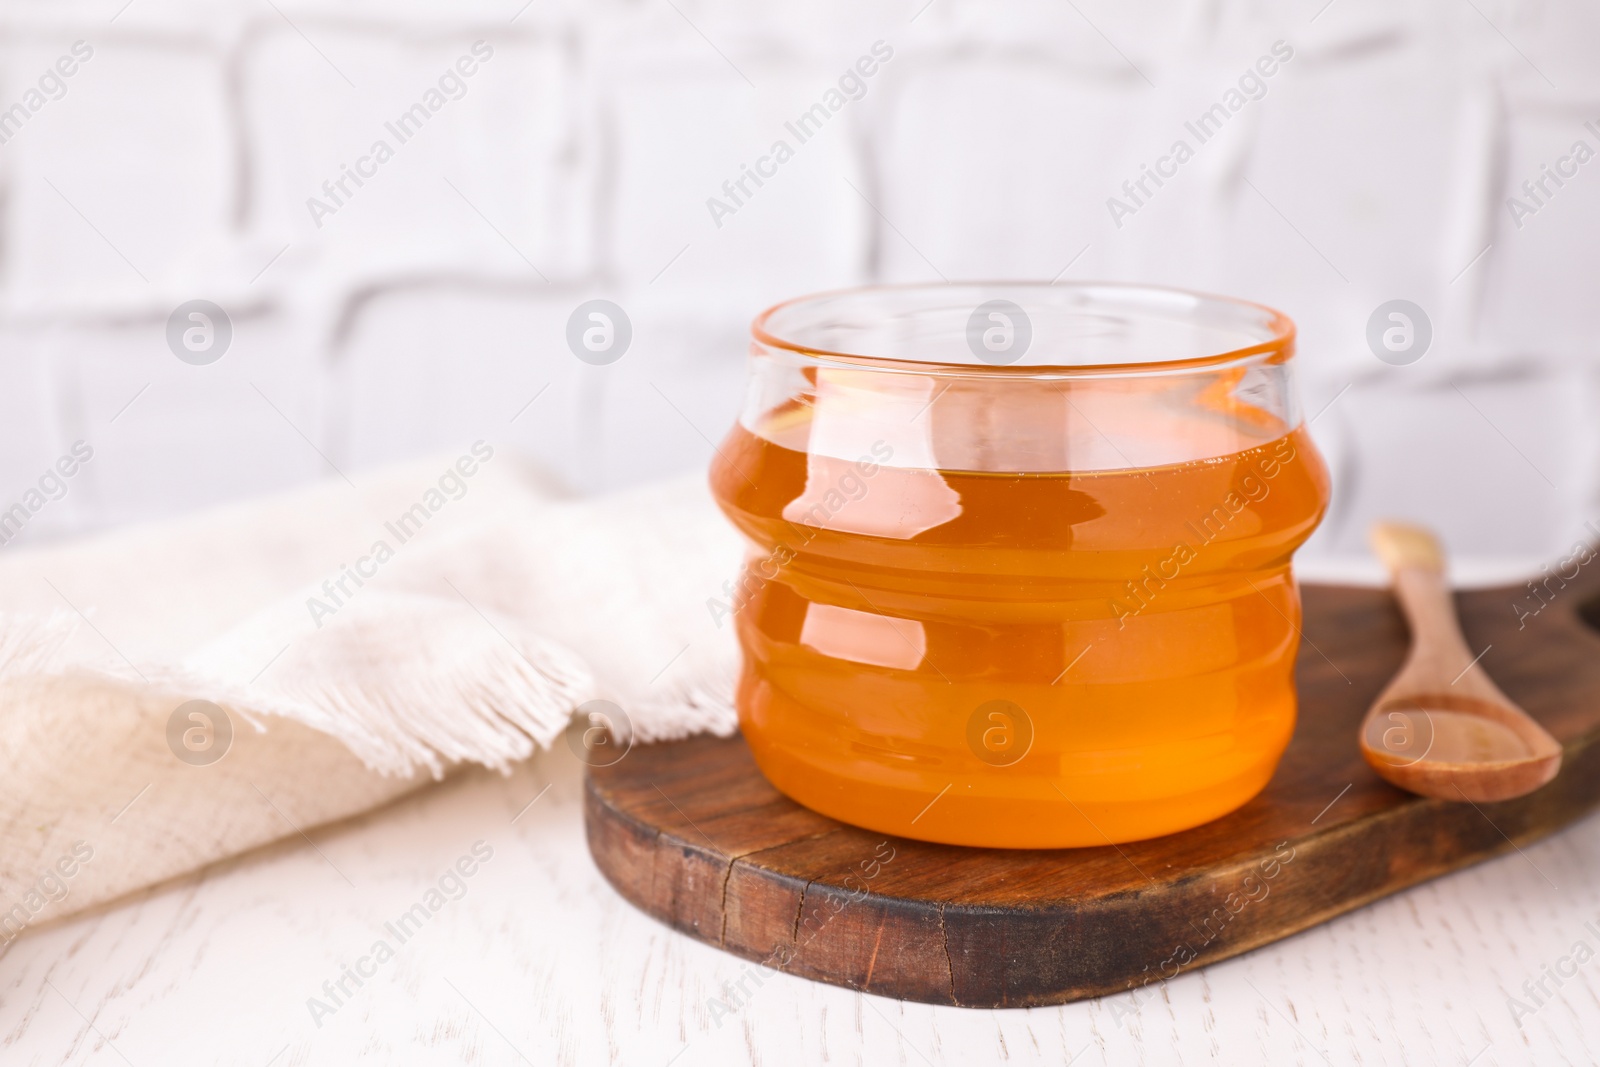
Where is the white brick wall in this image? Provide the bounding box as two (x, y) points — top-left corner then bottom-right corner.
(0, 0), (1595, 575)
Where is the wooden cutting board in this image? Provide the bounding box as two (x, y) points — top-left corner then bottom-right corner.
(584, 571), (1600, 1007)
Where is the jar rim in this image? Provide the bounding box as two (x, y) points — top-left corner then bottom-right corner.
(750, 281), (1296, 378)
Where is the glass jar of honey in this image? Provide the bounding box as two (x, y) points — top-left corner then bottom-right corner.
(710, 283), (1330, 847)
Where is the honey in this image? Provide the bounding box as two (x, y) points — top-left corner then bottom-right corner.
(711, 283), (1330, 847)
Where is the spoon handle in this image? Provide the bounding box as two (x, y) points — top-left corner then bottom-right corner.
(1369, 523), (1475, 669)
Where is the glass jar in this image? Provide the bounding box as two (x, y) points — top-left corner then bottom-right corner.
(709, 282), (1330, 847)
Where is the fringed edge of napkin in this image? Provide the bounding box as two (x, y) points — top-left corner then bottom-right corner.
(0, 605), (739, 780)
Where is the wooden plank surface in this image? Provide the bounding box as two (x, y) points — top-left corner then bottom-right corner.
(2, 720), (1597, 1064)
(587, 575), (1600, 1007)
(3, 581), (1597, 1063)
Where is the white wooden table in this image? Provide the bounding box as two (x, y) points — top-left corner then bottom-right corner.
(4, 735), (1597, 1066)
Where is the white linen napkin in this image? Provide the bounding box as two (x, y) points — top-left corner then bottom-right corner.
(0, 444), (744, 941)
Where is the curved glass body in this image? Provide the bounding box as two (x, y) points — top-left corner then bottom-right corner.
(709, 283), (1330, 848)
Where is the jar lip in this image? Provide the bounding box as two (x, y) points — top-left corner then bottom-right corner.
(750, 281), (1296, 377)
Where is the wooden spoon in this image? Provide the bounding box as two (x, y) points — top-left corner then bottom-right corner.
(1359, 522), (1562, 802)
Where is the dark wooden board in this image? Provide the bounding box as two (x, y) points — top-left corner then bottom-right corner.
(585, 571), (1600, 1007)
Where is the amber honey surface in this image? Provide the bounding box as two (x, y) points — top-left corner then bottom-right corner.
(710, 401), (1330, 848)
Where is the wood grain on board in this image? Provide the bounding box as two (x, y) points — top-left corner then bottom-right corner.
(586, 572), (1600, 1007)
